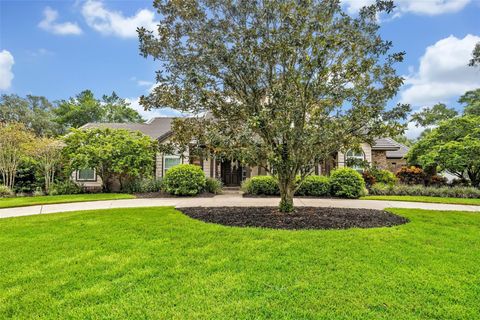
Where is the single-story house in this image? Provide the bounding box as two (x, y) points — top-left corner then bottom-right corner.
(75, 117), (405, 188)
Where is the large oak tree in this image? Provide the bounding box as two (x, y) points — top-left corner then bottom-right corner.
(139, 0), (409, 211)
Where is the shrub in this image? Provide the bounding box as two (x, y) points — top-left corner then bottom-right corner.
(427, 175), (447, 187)
(33, 188), (45, 197)
(49, 180), (83, 195)
(205, 178), (223, 194)
(0, 185), (13, 198)
(368, 183), (480, 198)
(372, 168), (397, 186)
(242, 176), (279, 195)
(330, 167), (366, 198)
(362, 171), (376, 187)
(163, 164), (206, 196)
(122, 177), (162, 193)
(296, 175), (330, 196)
(396, 166), (425, 185)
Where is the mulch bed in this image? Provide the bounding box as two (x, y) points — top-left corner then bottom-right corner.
(178, 206), (409, 230)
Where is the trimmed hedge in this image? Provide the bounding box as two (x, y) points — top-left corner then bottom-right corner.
(330, 168), (366, 198)
(163, 164), (206, 196)
(242, 176), (279, 195)
(296, 175), (330, 196)
(122, 177), (163, 193)
(49, 180), (83, 196)
(369, 183), (480, 198)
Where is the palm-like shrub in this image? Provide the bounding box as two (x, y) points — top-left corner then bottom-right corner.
(0, 185), (13, 198)
(205, 178), (223, 194)
(163, 164), (206, 196)
(330, 168), (366, 198)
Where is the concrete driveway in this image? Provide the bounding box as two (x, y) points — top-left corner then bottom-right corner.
(1, 194), (479, 219)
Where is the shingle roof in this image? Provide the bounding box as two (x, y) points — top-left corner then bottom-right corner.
(386, 143), (409, 159)
(372, 137), (401, 151)
(80, 117), (175, 139)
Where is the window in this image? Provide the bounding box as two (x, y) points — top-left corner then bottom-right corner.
(163, 155), (181, 175)
(76, 168), (96, 181)
(345, 149), (365, 171)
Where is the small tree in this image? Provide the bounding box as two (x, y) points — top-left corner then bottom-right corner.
(0, 123), (35, 189)
(31, 138), (64, 193)
(407, 115), (480, 187)
(138, 0), (409, 212)
(63, 128), (156, 192)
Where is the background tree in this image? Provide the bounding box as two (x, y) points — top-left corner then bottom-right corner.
(407, 115), (480, 187)
(31, 138), (64, 193)
(469, 42), (480, 67)
(410, 103), (458, 127)
(102, 92), (144, 123)
(459, 88), (480, 116)
(0, 123), (35, 189)
(0, 94), (64, 136)
(54, 90), (144, 129)
(63, 128), (156, 192)
(138, 0), (409, 211)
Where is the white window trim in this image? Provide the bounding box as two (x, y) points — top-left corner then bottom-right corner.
(163, 154), (182, 176)
(345, 149), (365, 171)
(76, 168), (97, 182)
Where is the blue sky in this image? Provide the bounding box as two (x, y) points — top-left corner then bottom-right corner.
(1, 0), (479, 136)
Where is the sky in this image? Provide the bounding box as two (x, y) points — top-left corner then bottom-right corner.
(0, 0), (479, 137)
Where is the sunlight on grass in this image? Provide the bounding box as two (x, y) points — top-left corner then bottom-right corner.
(0, 194), (135, 208)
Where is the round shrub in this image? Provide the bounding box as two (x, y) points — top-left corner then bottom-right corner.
(368, 183), (393, 195)
(396, 166), (425, 185)
(163, 164), (206, 196)
(242, 176), (279, 195)
(296, 175), (330, 196)
(330, 167), (366, 198)
(205, 178), (223, 194)
(372, 168), (397, 186)
(0, 185), (13, 198)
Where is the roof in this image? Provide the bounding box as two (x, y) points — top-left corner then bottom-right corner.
(386, 143), (409, 159)
(80, 117), (175, 139)
(372, 137), (401, 151)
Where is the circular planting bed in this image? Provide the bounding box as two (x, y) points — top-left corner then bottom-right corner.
(179, 206), (409, 230)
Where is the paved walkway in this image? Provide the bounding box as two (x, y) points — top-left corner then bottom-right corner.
(1, 194), (479, 219)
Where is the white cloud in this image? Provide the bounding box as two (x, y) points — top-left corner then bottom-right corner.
(81, 0), (158, 38)
(38, 7), (83, 35)
(404, 121), (426, 139)
(126, 97), (180, 119)
(400, 34), (480, 106)
(343, 0), (470, 16)
(0, 50), (14, 90)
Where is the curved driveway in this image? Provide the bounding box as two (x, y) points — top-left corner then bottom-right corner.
(1, 194), (479, 219)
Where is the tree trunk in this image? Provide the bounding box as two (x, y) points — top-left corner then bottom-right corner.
(278, 177), (295, 213)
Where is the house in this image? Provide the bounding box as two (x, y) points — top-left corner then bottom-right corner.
(75, 117), (404, 188)
(386, 143), (410, 172)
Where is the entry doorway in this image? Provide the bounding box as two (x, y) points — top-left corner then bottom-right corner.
(220, 160), (243, 186)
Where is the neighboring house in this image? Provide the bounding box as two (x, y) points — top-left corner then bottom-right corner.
(386, 143), (410, 173)
(74, 117), (403, 188)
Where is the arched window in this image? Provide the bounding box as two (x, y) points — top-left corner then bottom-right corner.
(345, 149), (365, 171)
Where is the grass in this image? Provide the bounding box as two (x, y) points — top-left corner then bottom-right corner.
(0, 193), (135, 208)
(1, 207), (479, 319)
(361, 195), (480, 206)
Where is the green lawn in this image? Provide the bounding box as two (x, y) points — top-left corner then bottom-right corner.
(361, 195), (480, 206)
(0, 193), (135, 208)
(0, 208), (479, 319)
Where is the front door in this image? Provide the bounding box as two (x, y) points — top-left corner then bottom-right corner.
(221, 160), (243, 186)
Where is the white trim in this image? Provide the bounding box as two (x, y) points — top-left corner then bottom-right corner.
(75, 168), (97, 182)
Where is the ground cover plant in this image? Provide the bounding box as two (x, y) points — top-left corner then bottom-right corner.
(361, 195), (480, 206)
(1, 207), (479, 319)
(368, 183), (480, 198)
(0, 193), (134, 209)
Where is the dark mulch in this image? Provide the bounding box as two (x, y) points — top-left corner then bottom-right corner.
(179, 206), (409, 230)
(134, 191), (215, 198)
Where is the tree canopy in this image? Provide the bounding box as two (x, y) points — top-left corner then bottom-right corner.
(459, 88), (480, 116)
(138, 0), (409, 211)
(407, 115), (480, 187)
(63, 128), (156, 192)
(410, 103), (458, 127)
(54, 90), (144, 129)
(0, 94), (64, 137)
